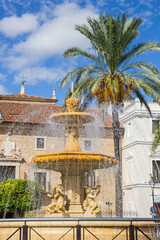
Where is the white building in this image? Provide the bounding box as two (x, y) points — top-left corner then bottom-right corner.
(120, 99), (160, 217)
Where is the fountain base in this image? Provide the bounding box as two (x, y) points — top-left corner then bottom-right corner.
(44, 212), (101, 218)
(84, 212), (101, 218)
(45, 212), (70, 218)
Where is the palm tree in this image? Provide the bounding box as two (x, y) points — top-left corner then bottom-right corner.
(152, 123), (160, 153)
(60, 13), (160, 217)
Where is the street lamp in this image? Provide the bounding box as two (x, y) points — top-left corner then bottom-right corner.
(148, 175), (156, 218)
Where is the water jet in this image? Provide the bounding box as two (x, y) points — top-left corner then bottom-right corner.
(31, 98), (117, 217)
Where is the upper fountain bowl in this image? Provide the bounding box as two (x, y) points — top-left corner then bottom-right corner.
(51, 98), (94, 125)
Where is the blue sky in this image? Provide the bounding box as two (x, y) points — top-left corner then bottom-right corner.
(0, 0), (160, 104)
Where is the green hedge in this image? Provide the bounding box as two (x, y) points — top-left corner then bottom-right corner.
(0, 179), (43, 215)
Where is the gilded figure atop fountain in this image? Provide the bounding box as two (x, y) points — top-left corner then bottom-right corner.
(65, 128), (81, 152)
(46, 184), (67, 214)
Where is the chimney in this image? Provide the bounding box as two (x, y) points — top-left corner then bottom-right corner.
(52, 88), (56, 100)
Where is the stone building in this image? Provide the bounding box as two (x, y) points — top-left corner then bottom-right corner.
(0, 86), (121, 217)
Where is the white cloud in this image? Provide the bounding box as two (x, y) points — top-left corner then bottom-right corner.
(0, 84), (9, 94)
(3, 55), (33, 71)
(0, 13), (39, 37)
(6, 2), (97, 70)
(14, 67), (64, 85)
(0, 73), (6, 81)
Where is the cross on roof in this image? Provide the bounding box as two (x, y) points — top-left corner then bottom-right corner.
(19, 74), (27, 85)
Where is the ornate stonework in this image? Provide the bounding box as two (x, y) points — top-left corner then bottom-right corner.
(0, 136), (22, 160)
(46, 184), (67, 214)
(83, 186), (101, 214)
(66, 98), (79, 112)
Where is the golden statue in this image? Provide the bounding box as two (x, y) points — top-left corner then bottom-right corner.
(46, 184), (67, 214)
(83, 186), (101, 214)
(65, 128), (81, 152)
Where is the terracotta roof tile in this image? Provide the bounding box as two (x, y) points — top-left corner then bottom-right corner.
(0, 100), (123, 128)
(0, 101), (61, 124)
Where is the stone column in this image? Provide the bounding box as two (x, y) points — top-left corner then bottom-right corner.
(62, 173), (85, 216)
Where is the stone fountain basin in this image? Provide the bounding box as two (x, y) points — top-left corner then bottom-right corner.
(51, 112), (95, 125)
(31, 152), (117, 173)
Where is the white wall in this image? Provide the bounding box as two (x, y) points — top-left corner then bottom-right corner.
(120, 99), (160, 217)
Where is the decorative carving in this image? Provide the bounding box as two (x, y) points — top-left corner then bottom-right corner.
(66, 98), (79, 112)
(1, 137), (15, 157)
(13, 148), (22, 159)
(65, 128), (81, 152)
(83, 186), (101, 214)
(46, 184), (67, 214)
(0, 136), (22, 159)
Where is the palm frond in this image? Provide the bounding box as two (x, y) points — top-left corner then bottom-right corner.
(134, 89), (152, 116)
(122, 61), (159, 74)
(152, 128), (160, 153)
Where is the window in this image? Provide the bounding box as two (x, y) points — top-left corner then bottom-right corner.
(127, 202), (134, 212)
(36, 138), (44, 149)
(152, 120), (160, 133)
(127, 159), (134, 184)
(0, 166), (15, 182)
(84, 140), (91, 151)
(153, 161), (160, 183)
(34, 172), (46, 191)
(84, 171), (95, 187)
(127, 122), (131, 138)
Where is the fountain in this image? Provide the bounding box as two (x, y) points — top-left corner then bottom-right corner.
(31, 98), (117, 217)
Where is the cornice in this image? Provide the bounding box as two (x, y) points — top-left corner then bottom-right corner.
(120, 109), (160, 123)
(122, 140), (152, 150)
(0, 157), (23, 162)
(122, 183), (160, 189)
(0, 94), (58, 103)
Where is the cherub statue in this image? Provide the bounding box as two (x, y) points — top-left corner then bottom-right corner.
(46, 184), (67, 214)
(83, 185), (101, 214)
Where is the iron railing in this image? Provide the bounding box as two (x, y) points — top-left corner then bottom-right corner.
(104, 210), (138, 218)
(0, 217), (160, 240)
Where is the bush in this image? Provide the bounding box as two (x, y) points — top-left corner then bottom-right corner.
(0, 179), (43, 217)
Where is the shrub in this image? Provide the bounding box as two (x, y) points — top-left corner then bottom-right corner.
(0, 179), (43, 217)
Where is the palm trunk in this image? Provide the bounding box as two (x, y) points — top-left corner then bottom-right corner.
(111, 103), (122, 217)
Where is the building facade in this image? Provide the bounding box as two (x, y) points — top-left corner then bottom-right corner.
(120, 99), (160, 217)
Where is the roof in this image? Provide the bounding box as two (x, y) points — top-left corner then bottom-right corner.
(0, 94), (123, 128)
(0, 101), (61, 124)
(0, 94), (58, 103)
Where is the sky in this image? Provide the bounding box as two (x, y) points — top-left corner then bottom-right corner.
(0, 0), (160, 104)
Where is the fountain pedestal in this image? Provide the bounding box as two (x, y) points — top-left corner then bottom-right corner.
(62, 174), (84, 216)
